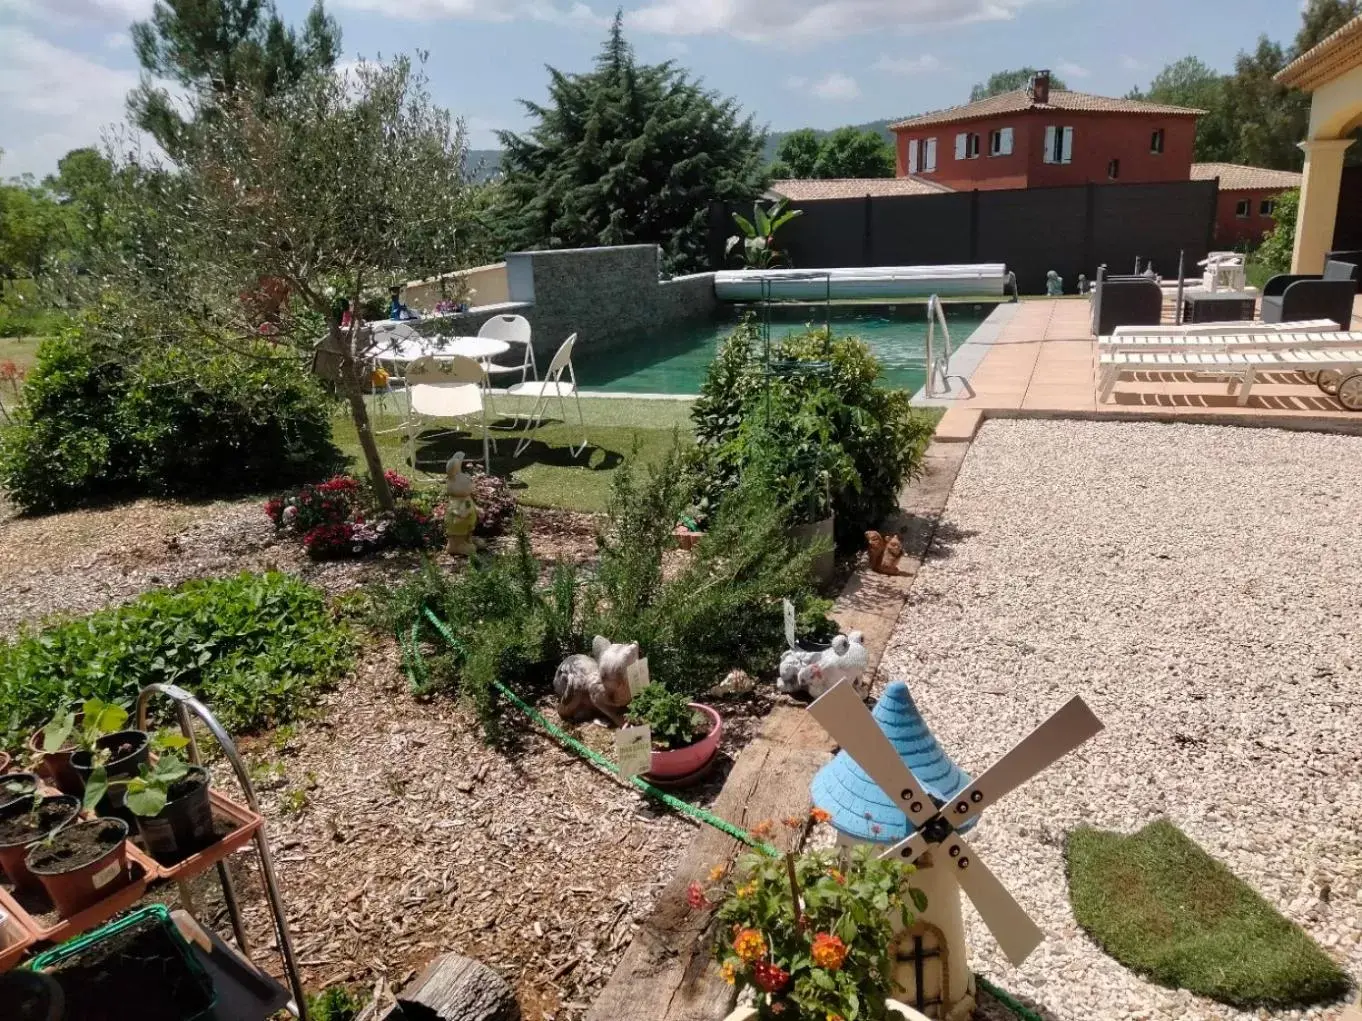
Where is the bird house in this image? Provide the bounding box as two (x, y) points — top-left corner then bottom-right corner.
(808, 681), (1103, 1021)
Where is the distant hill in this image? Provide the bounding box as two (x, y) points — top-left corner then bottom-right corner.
(462, 118), (905, 182)
(763, 118), (899, 164)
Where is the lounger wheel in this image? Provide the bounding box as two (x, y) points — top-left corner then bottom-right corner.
(1337, 373), (1362, 412)
(1317, 370), (1344, 395)
(1302, 370), (1321, 383)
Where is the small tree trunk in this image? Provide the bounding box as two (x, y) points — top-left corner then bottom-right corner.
(332, 321), (395, 511)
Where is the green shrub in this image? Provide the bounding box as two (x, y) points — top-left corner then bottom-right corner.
(690, 320), (934, 546)
(625, 683), (703, 749)
(0, 572), (354, 746)
(306, 986), (368, 1021)
(0, 315), (342, 513)
(1255, 188), (1299, 276)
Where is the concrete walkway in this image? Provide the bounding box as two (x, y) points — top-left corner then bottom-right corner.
(934, 294), (1362, 441)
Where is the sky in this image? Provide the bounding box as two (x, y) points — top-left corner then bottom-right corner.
(0, 0), (1307, 180)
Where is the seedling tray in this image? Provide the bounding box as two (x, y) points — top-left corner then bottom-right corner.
(140, 791), (263, 884)
(171, 910), (291, 1021)
(0, 840), (159, 943)
(0, 885), (36, 972)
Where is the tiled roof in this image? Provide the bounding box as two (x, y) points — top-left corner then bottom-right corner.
(889, 88), (1204, 130)
(1276, 14), (1362, 90)
(810, 681), (974, 845)
(1190, 163), (1303, 191)
(769, 177), (954, 201)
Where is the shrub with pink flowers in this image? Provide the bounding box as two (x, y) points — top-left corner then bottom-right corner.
(266, 471), (444, 560)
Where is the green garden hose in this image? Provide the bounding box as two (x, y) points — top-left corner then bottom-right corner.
(404, 606), (1041, 1021)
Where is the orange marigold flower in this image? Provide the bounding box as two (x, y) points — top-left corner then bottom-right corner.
(827, 868), (845, 885)
(733, 928), (766, 963)
(782, 815), (803, 829)
(708, 864), (727, 882)
(720, 961), (738, 985)
(749, 819), (775, 840)
(811, 932), (848, 971)
(686, 881), (709, 910)
(809, 807), (831, 825)
(736, 881), (757, 898)
(827, 1014), (845, 1021)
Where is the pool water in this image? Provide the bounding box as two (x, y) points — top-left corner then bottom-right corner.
(571, 302), (997, 395)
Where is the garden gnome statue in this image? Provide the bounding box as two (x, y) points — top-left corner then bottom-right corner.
(1045, 270), (1063, 296)
(1077, 273), (1088, 295)
(444, 452), (479, 556)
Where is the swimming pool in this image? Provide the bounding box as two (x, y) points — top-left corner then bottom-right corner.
(571, 302), (997, 395)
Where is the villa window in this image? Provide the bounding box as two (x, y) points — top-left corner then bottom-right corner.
(1260, 198), (1277, 216)
(1043, 125), (1074, 164)
(989, 127), (1014, 156)
(954, 132), (980, 160)
(1235, 199), (1251, 218)
(1107, 159), (1120, 180)
(923, 137), (938, 172)
(908, 139), (919, 174)
(1150, 129), (1165, 153)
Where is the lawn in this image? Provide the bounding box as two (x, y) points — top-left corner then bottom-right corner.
(1066, 820), (1350, 1008)
(333, 394), (696, 513)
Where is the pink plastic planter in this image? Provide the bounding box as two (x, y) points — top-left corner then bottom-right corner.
(647, 704), (722, 780)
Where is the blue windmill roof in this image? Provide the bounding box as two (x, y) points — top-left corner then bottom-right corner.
(811, 681), (975, 844)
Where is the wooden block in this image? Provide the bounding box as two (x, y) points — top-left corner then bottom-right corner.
(396, 954), (519, 1021)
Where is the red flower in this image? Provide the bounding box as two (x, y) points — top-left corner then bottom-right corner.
(263, 497), (284, 523)
(686, 881), (709, 910)
(752, 961), (790, 993)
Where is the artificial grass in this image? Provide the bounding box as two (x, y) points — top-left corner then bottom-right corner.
(333, 395), (695, 514)
(1065, 819), (1350, 1009)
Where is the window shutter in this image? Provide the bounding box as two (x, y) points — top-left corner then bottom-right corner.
(925, 137), (937, 171)
(955, 133), (967, 160)
(1061, 126), (1074, 164)
(1043, 126), (1056, 164)
(908, 139), (919, 174)
(1001, 127), (1014, 155)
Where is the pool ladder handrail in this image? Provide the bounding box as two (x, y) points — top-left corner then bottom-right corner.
(924, 293), (953, 397)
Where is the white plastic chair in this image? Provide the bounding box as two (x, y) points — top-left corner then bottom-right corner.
(506, 333), (586, 458)
(404, 355), (492, 473)
(477, 315), (537, 386)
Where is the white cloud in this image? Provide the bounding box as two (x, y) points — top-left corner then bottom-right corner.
(0, 0), (153, 23)
(0, 29), (139, 178)
(333, 0), (605, 24)
(873, 54), (942, 75)
(104, 31), (131, 50)
(1120, 55), (1145, 71)
(627, 0), (1033, 44)
(664, 40), (690, 55)
(1055, 59), (1090, 79)
(789, 71), (861, 101)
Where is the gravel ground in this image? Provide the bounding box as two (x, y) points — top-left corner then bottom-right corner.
(880, 419), (1362, 1021)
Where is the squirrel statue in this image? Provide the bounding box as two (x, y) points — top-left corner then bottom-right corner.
(865, 531), (905, 575)
(553, 636), (640, 726)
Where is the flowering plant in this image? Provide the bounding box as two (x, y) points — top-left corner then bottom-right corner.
(696, 829), (924, 1021)
(266, 471), (444, 560)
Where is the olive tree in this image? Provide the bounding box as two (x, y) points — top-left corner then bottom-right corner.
(173, 57), (472, 508)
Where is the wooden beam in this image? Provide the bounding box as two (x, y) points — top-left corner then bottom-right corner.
(585, 710), (829, 1021)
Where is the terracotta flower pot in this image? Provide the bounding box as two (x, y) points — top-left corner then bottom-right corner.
(673, 524), (704, 551)
(25, 817), (131, 918)
(0, 772), (39, 811)
(648, 704), (722, 780)
(27, 726), (83, 797)
(0, 751), (10, 774)
(0, 794), (80, 894)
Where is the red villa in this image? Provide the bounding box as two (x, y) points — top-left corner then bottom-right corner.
(888, 71), (1204, 191)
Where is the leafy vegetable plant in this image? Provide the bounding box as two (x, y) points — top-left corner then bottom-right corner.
(624, 684), (704, 750)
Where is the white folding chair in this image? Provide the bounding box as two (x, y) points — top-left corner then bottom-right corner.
(506, 333), (586, 458)
(404, 355), (493, 473)
(477, 315), (537, 386)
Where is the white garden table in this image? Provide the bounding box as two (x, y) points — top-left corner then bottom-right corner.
(379, 335), (510, 364)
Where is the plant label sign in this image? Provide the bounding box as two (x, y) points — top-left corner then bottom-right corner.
(616, 725), (652, 779)
(783, 599), (797, 650)
(626, 657), (651, 697)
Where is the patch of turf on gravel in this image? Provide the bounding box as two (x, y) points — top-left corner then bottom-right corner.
(1066, 819), (1350, 1009)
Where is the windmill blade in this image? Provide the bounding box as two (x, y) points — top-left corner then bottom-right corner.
(941, 696), (1103, 833)
(808, 681), (937, 830)
(876, 829), (931, 867)
(941, 833), (1044, 966)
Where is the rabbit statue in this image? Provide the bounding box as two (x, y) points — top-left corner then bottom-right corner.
(553, 636), (640, 726)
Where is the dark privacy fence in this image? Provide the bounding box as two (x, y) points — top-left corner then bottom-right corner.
(1333, 166), (1362, 251)
(709, 179), (1219, 295)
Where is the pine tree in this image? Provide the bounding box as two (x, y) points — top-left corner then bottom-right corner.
(497, 13), (766, 274)
(129, 0), (341, 155)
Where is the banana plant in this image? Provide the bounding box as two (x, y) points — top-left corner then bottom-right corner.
(726, 198), (803, 269)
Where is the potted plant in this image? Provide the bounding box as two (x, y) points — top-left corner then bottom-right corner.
(691, 840), (926, 1021)
(0, 793), (80, 893)
(0, 751), (10, 774)
(28, 711), (84, 796)
(0, 772), (39, 811)
(85, 749), (213, 863)
(624, 684), (723, 783)
(726, 198), (804, 270)
(59, 700), (153, 818)
(24, 816), (132, 917)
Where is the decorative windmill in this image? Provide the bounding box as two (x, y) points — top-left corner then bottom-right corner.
(808, 681), (1103, 1020)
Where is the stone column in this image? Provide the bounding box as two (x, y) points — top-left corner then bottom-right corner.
(1291, 138), (1356, 274)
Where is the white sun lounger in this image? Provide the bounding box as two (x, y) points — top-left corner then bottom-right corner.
(1107, 318), (1339, 341)
(1099, 340), (1362, 406)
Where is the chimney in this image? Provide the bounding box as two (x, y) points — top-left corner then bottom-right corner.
(1031, 69), (1051, 105)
